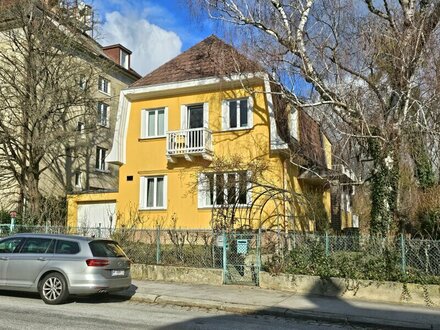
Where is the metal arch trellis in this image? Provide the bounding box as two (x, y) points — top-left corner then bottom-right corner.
(209, 180), (315, 285)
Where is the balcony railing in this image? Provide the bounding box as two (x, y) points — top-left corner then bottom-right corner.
(166, 127), (213, 162)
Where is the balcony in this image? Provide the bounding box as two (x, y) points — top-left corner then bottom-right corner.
(166, 127), (213, 162)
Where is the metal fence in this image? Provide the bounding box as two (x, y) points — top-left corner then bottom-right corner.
(1, 225), (440, 281)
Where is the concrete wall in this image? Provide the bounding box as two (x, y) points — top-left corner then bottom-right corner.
(259, 272), (440, 307)
(131, 264), (223, 286)
(131, 264), (440, 307)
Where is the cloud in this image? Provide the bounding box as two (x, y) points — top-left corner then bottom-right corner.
(100, 11), (182, 76)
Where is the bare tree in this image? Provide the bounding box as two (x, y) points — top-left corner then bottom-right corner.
(187, 0), (440, 235)
(0, 0), (110, 221)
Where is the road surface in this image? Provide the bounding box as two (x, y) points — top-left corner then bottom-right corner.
(0, 291), (373, 329)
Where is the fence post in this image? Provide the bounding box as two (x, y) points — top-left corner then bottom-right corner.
(222, 230), (227, 284)
(156, 226), (161, 264)
(400, 234), (406, 275)
(325, 232), (330, 256)
(256, 228), (261, 286)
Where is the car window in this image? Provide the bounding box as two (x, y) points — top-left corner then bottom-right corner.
(89, 240), (126, 258)
(55, 240), (80, 254)
(20, 238), (54, 254)
(0, 237), (23, 253)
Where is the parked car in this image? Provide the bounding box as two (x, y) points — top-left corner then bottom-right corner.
(0, 233), (131, 304)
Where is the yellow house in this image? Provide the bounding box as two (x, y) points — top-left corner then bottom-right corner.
(68, 35), (351, 231)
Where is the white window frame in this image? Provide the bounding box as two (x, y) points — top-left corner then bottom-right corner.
(198, 171), (251, 208)
(222, 97), (253, 131)
(180, 102), (209, 129)
(140, 107), (168, 139)
(98, 102), (110, 127)
(98, 76), (111, 95)
(120, 50), (129, 69)
(77, 121), (85, 134)
(79, 75), (87, 90)
(74, 171), (82, 188)
(95, 147), (107, 172)
(140, 175), (167, 210)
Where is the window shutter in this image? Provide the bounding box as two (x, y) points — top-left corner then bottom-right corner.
(246, 171), (252, 204)
(180, 105), (187, 129)
(247, 97), (254, 129)
(203, 102), (209, 128)
(221, 100), (228, 130)
(163, 175), (168, 209)
(198, 173), (206, 208)
(140, 110), (146, 138)
(139, 177), (146, 209)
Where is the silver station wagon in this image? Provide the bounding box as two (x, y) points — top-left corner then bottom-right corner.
(0, 233), (131, 304)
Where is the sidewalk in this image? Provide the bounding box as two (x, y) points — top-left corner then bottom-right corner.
(116, 280), (440, 329)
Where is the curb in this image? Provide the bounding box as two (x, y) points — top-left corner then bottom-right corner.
(121, 292), (433, 329)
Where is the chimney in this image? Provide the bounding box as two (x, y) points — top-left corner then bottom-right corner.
(102, 44), (132, 70)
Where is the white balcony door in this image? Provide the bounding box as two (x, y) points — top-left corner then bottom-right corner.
(187, 104), (204, 128)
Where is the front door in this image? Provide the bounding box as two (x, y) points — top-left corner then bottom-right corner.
(0, 237), (23, 286)
(5, 237), (53, 287)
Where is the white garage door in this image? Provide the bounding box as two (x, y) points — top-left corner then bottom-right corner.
(77, 202), (116, 229)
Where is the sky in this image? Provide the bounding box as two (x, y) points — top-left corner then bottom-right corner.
(89, 0), (215, 76)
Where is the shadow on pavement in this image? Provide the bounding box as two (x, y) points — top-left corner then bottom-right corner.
(153, 280), (440, 330)
(0, 284), (137, 305)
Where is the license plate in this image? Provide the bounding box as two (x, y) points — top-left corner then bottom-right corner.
(111, 270), (125, 276)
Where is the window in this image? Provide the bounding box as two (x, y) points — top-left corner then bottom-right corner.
(98, 76), (110, 94)
(98, 102), (109, 127)
(79, 75), (87, 90)
(141, 108), (166, 138)
(20, 238), (54, 254)
(181, 103), (209, 129)
(140, 176), (167, 209)
(89, 240), (126, 257)
(74, 171), (82, 188)
(55, 240), (80, 254)
(77, 121), (85, 134)
(0, 237), (22, 253)
(198, 172), (250, 207)
(222, 98), (252, 130)
(96, 147), (107, 171)
(120, 50), (129, 69)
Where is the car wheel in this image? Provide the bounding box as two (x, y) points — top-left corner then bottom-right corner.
(39, 272), (69, 305)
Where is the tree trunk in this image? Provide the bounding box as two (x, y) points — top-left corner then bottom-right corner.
(369, 138), (399, 236)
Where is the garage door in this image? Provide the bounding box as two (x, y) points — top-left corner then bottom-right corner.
(77, 202), (116, 230)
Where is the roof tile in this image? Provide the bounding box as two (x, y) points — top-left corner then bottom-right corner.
(131, 35), (261, 87)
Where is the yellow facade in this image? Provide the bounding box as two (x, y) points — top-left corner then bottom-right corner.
(68, 76), (334, 230)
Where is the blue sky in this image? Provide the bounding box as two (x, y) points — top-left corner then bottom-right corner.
(89, 0), (215, 75)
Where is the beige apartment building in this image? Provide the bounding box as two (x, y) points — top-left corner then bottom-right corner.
(0, 0), (140, 214)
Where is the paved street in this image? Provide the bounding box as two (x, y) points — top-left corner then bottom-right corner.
(0, 291), (371, 330)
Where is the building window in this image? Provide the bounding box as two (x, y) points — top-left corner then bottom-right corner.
(141, 108), (166, 138)
(222, 98), (252, 130)
(74, 171), (82, 188)
(77, 121), (85, 134)
(98, 102), (109, 127)
(198, 172), (250, 208)
(98, 76), (110, 95)
(79, 75), (87, 90)
(140, 176), (167, 209)
(180, 103), (209, 129)
(95, 147), (107, 171)
(120, 50), (129, 69)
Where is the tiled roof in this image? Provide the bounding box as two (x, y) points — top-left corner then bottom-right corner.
(131, 35), (261, 87)
(299, 110), (327, 168)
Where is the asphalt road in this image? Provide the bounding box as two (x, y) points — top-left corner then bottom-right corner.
(0, 291), (373, 330)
